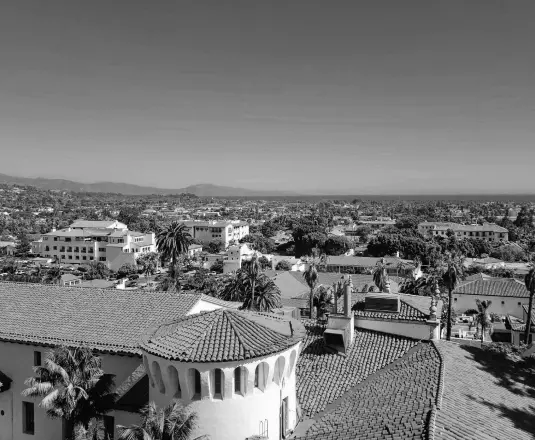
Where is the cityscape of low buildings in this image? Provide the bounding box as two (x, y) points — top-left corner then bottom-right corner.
(418, 221), (509, 242)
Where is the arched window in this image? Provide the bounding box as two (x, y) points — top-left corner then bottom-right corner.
(167, 366), (181, 398)
(151, 361), (165, 394)
(273, 356), (285, 385)
(287, 350), (297, 378)
(143, 356), (155, 388)
(254, 362), (269, 392)
(211, 368), (223, 399)
(188, 369), (202, 400)
(234, 367), (247, 395)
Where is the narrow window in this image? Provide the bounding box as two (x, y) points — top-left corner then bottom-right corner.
(195, 370), (201, 393)
(22, 402), (35, 435)
(33, 351), (41, 367)
(214, 368), (223, 397)
(234, 368), (241, 393)
(103, 415), (114, 440)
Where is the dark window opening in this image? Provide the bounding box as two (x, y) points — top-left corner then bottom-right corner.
(22, 402), (34, 435)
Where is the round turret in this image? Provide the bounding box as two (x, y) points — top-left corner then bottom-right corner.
(140, 308), (306, 440)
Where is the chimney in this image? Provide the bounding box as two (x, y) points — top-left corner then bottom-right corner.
(344, 275), (352, 317)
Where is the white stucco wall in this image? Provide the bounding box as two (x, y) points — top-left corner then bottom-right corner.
(187, 299), (224, 315)
(354, 317), (440, 340)
(452, 293), (529, 318)
(142, 343), (301, 440)
(0, 341), (143, 440)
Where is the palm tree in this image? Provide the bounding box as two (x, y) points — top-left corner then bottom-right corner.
(241, 255), (261, 310)
(441, 253), (465, 341)
(372, 258), (389, 292)
(220, 258), (282, 312)
(524, 266), (535, 344)
(474, 299), (492, 342)
(44, 266), (62, 285)
(314, 285), (334, 320)
(156, 222), (193, 276)
(117, 400), (208, 440)
(22, 346), (117, 440)
(240, 274), (282, 312)
(303, 261), (319, 319)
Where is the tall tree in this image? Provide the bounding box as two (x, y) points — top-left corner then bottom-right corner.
(303, 261), (319, 319)
(156, 222), (193, 275)
(524, 267), (535, 344)
(117, 400), (208, 440)
(372, 258), (389, 292)
(474, 299), (492, 342)
(22, 346), (117, 440)
(441, 253), (464, 341)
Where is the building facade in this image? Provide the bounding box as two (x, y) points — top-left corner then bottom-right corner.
(182, 220), (249, 248)
(31, 220), (156, 271)
(418, 222), (508, 242)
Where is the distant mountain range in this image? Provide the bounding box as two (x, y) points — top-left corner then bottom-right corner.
(0, 173), (298, 197)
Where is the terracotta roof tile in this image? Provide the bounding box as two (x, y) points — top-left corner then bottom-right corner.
(456, 278), (529, 298)
(0, 282), (201, 355)
(298, 342), (441, 440)
(140, 309), (306, 362)
(296, 322), (420, 419)
(434, 341), (535, 440)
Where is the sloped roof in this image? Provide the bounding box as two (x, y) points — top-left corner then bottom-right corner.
(270, 271), (309, 299)
(140, 309), (305, 362)
(297, 342), (441, 440)
(434, 341), (535, 440)
(325, 256), (413, 268)
(0, 282), (201, 355)
(352, 295), (433, 322)
(296, 323), (421, 419)
(199, 294), (241, 309)
(71, 220), (123, 229)
(456, 278), (529, 298)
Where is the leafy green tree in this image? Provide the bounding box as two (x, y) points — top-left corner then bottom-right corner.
(275, 260), (293, 271)
(87, 261), (110, 280)
(117, 263), (138, 279)
(117, 400), (208, 440)
(137, 252), (160, 283)
(514, 206), (534, 228)
(206, 240), (223, 254)
(210, 260), (224, 274)
(258, 255), (271, 270)
(22, 346), (116, 440)
(323, 236), (351, 256)
(239, 234), (276, 254)
(156, 222), (193, 275)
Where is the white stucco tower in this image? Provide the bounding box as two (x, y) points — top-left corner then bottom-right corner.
(140, 308), (306, 440)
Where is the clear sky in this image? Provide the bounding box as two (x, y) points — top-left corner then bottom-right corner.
(0, 0), (534, 194)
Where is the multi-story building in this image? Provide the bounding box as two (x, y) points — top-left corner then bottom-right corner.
(418, 221), (508, 242)
(182, 220), (249, 248)
(32, 220), (156, 271)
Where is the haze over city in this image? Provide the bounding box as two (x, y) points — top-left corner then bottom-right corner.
(1, 0), (534, 194)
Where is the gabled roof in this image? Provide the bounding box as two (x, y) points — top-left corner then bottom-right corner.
(352, 294), (435, 322)
(455, 278), (529, 298)
(140, 309), (305, 362)
(0, 282), (201, 355)
(199, 294), (241, 309)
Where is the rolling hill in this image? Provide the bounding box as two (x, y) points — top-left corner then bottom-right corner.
(0, 173), (297, 197)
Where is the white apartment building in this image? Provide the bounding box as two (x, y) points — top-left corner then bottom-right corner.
(182, 220), (249, 248)
(32, 220), (156, 271)
(418, 221), (508, 242)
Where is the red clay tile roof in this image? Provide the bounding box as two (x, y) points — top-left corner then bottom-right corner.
(351, 294), (437, 322)
(296, 322), (420, 419)
(455, 278), (529, 298)
(0, 282), (201, 355)
(434, 341), (535, 440)
(297, 342), (441, 440)
(140, 309), (306, 362)
(199, 294), (241, 309)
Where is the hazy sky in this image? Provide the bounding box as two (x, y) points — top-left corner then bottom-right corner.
(0, 0), (534, 194)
